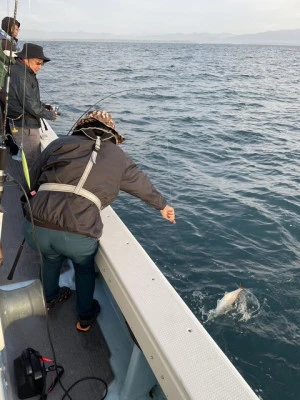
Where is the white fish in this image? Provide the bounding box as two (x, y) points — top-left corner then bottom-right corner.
(214, 285), (244, 316)
(205, 285), (244, 323)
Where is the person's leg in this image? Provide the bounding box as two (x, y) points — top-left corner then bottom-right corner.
(23, 220), (98, 320)
(59, 232), (98, 317)
(41, 253), (67, 302)
(22, 219), (66, 301)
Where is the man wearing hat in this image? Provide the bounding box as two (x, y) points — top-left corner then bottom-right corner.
(22, 110), (176, 332)
(3, 43), (58, 168)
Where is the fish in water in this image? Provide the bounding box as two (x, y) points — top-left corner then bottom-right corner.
(214, 285), (243, 316)
(205, 285), (244, 323)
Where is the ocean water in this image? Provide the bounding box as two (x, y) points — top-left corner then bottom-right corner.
(38, 41), (299, 400)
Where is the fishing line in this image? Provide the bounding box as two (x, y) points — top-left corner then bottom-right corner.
(159, 134), (188, 277)
(137, 123), (202, 318)
(88, 89), (196, 318)
(40, 85), (61, 113)
(165, 133), (174, 205)
(67, 87), (155, 135)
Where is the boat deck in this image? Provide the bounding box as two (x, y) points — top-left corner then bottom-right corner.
(0, 150), (114, 399)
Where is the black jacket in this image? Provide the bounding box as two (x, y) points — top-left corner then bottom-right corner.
(27, 134), (167, 238)
(6, 60), (56, 128)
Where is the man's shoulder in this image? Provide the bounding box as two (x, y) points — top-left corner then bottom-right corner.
(9, 62), (24, 83)
(11, 62), (35, 79)
(11, 60), (23, 71)
(49, 135), (86, 149)
(50, 135), (71, 146)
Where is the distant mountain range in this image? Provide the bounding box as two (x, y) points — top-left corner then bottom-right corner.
(21, 29), (300, 45)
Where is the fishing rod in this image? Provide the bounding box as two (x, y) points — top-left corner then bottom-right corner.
(0, 146), (7, 266)
(67, 87), (154, 135)
(0, 0), (19, 266)
(1, 0), (18, 142)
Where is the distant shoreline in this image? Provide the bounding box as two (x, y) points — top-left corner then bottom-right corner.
(20, 28), (300, 46)
(20, 38), (300, 47)
(22, 41), (300, 47)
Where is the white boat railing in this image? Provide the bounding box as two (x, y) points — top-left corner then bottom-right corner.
(96, 207), (259, 400)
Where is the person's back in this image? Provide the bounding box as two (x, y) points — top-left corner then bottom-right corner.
(23, 110), (176, 332)
(28, 132), (167, 238)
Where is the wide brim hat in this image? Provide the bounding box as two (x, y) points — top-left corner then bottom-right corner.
(16, 43), (51, 62)
(74, 110), (125, 144)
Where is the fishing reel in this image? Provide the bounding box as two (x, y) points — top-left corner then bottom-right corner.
(52, 105), (61, 116)
(45, 104), (61, 116)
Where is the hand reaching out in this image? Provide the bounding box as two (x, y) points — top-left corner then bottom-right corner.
(160, 205), (176, 224)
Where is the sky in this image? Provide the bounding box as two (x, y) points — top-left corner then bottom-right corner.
(1, 0), (300, 36)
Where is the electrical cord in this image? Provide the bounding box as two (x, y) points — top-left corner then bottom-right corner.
(44, 364), (64, 396)
(61, 377), (107, 400)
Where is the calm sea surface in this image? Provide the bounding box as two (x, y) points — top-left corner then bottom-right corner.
(37, 41), (299, 400)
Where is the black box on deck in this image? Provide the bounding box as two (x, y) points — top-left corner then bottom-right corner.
(14, 348), (45, 399)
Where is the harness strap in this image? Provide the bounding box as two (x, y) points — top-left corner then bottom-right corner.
(38, 136), (102, 212)
(75, 135), (100, 194)
(38, 183), (102, 211)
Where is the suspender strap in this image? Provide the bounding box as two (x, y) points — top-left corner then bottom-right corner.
(38, 137), (102, 211)
(75, 136), (100, 194)
(38, 183), (102, 211)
